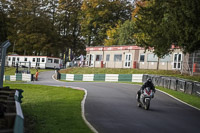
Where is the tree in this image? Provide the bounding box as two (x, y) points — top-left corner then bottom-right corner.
(5, 0), (61, 56)
(104, 20), (136, 46)
(133, 0), (200, 57)
(81, 0), (133, 46)
(0, 0), (9, 43)
(58, 0), (84, 56)
(118, 20), (135, 45)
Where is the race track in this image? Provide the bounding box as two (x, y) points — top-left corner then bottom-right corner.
(30, 71), (200, 133)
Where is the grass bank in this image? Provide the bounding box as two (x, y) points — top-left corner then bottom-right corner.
(60, 67), (200, 82)
(4, 84), (92, 133)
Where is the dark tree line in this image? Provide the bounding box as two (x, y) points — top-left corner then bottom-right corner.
(133, 0), (200, 57)
(0, 0), (133, 58)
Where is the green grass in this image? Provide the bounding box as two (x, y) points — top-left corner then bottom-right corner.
(4, 67), (52, 75)
(4, 84), (92, 133)
(60, 67), (200, 82)
(156, 86), (200, 109)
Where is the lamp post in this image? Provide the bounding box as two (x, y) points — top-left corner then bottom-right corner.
(0, 40), (11, 88)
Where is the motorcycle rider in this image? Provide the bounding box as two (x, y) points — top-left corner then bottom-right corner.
(137, 78), (156, 102)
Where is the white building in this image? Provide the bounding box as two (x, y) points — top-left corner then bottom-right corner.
(86, 45), (197, 74)
(6, 55), (62, 69)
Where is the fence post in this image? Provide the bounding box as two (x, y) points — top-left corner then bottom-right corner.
(167, 61), (168, 71)
(191, 52), (195, 76)
(181, 61), (184, 75)
(0, 41), (11, 88)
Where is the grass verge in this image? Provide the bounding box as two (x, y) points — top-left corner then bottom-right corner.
(4, 83), (92, 133)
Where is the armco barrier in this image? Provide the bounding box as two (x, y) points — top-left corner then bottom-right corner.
(192, 82), (200, 96)
(60, 74), (66, 80)
(132, 74), (143, 82)
(10, 75), (16, 81)
(0, 87), (24, 133)
(159, 77), (165, 87)
(14, 90), (24, 133)
(151, 75), (157, 85)
(163, 77), (171, 89)
(142, 74), (148, 83)
(142, 74), (200, 97)
(16, 74), (22, 81)
(58, 73), (200, 97)
(177, 79), (186, 92)
(59, 73), (143, 83)
(4, 74), (33, 82)
(105, 74), (118, 82)
(185, 81), (193, 94)
(170, 78), (177, 91)
(94, 74), (105, 81)
(66, 74), (74, 81)
(83, 74), (94, 81)
(74, 74), (83, 81)
(119, 74), (132, 82)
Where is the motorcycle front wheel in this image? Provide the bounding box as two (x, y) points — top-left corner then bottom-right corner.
(144, 99), (150, 110)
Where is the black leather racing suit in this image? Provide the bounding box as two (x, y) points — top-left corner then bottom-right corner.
(137, 81), (155, 101)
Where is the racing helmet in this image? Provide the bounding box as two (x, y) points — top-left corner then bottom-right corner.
(147, 78), (152, 83)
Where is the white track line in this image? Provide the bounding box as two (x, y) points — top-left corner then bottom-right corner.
(52, 74), (98, 133)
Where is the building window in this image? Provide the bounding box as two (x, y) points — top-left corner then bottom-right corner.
(160, 55), (172, 62)
(42, 58), (45, 62)
(140, 54), (145, 62)
(96, 55), (102, 61)
(106, 54), (110, 61)
(13, 57), (15, 61)
(114, 54), (122, 62)
(17, 58), (19, 61)
(8, 57), (11, 61)
(48, 59), (53, 63)
(37, 58), (40, 62)
(173, 53), (182, 69)
(54, 59), (59, 64)
(33, 58), (35, 62)
(24, 58), (27, 61)
(147, 54), (158, 62)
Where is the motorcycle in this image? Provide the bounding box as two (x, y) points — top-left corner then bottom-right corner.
(136, 87), (154, 110)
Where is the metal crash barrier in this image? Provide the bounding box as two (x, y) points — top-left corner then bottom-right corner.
(0, 41), (24, 132)
(143, 74), (200, 97)
(0, 87), (24, 133)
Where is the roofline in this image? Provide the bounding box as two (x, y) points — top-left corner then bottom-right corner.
(86, 45), (136, 48)
(7, 55), (61, 59)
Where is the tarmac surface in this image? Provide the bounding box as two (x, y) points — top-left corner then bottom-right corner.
(29, 71), (200, 133)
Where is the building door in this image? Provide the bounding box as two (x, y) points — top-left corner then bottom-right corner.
(88, 54), (94, 67)
(124, 53), (132, 68)
(86, 54), (90, 66)
(173, 53), (182, 69)
(36, 58), (40, 67)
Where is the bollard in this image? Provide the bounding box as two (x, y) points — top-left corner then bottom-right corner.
(193, 63), (197, 72)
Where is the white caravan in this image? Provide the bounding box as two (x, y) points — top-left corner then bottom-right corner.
(6, 55), (62, 69)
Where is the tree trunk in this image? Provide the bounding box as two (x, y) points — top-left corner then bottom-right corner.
(157, 58), (160, 70)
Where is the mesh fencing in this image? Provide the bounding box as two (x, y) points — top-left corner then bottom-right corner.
(84, 60), (200, 75)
